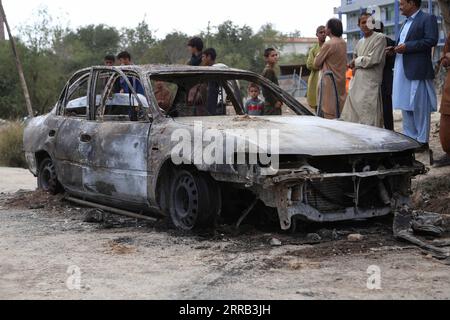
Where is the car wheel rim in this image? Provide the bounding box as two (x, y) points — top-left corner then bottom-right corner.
(40, 161), (57, 192)
(173, 174), (199, 229)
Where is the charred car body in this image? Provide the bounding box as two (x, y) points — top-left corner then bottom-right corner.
(24, 65), (425, 230)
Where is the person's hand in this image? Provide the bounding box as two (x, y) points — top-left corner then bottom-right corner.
(444, 53), (450, 68)
(349, 60), (356, 69)
(442, 57), (449, 68)
(385, 46), (395, 57)
(275, 101), (283, 109)
(394, 44), (406, 54)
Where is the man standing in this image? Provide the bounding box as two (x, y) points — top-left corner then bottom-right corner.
(314, 18), (347, 119)
(306, 26), (326, 112)
(391, 0), (439, 149)
(375, 22), (396, 130)
(341, 13), (386, 128)
(341, 13), (386, 127)
(434, 32), (450, 167)
(187, 37), (204, 66)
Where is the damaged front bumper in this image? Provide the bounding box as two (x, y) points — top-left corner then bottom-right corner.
(212, 160), (426, 230)
(262, 161), (425, 230)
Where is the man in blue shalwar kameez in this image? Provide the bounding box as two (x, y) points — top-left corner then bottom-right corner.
(391, 0), (439, 148)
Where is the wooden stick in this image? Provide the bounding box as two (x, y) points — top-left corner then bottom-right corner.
(0, 0), (33, 118)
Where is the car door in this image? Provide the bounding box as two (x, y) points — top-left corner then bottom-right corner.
(54, 69), (93, 194)
(80, 69), (152, 209)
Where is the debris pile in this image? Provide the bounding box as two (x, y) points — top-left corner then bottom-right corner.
(394, 207), (450, 265)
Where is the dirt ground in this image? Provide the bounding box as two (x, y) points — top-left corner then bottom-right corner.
(0, 167), (36, 193)
(0, 115), (449, 300)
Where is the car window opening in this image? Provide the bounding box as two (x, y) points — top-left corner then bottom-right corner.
(95, 71), (149, 123)
(149, 74), (301, 118)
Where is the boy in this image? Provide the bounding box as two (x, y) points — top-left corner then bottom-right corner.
(201, 48), (217, 66)
(104, 54), (116, 66)
(117, 51), (132, 66)
(187, 37), (204, 66)
(245, 83), (264, 116)
(262, 48), (282, 115)
(116, 51), (145, 95)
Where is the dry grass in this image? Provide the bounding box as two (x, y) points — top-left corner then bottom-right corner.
(0, 121), (26, 168)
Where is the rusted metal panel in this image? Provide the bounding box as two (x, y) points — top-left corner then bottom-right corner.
(172, 116), (420, 156)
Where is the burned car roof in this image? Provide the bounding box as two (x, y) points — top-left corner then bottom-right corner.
(80, 64), (260, 76)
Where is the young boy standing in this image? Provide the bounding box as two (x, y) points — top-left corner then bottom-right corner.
(245, 83), (264, 116)
(261, 48), (282, 115)
(187, 37), (204, 66)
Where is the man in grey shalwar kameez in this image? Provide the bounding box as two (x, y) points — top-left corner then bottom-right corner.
(341, 13), (386, 127)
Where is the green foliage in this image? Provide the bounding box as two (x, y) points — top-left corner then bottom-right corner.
(120, 20), (155, 63)
(0, 122), (26, 168)
(0, 10), (295, 120)
(203, 21), (276, 73)
(0, 42), (26, 119)
(279, 53), (307, 65)
(144, 32), (191, 64)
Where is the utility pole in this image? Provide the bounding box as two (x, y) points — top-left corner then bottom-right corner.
(206, 21), (211, 48)
(0, 0), (34, 118)
(0, 4), (5, 41)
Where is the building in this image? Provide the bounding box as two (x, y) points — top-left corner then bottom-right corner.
(334, 0), (446, 60)
(278, 37), (318, 56)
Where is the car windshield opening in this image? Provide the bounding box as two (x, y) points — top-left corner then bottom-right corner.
(149, 74), (308, 118)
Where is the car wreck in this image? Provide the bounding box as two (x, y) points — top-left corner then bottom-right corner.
(23, 65), (425, 231)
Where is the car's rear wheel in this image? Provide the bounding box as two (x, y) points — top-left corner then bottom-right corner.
(38, 157), (61, 194)
(169, 168), (221, 231)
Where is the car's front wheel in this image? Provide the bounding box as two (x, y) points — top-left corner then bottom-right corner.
(169, 168), (221, 231)
(37, 157), (61, 194)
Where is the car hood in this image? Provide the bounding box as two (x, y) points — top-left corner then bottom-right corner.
(173, 115), (420, 156)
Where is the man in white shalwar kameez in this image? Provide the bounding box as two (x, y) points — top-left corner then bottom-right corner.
(341, 13), (386, 127)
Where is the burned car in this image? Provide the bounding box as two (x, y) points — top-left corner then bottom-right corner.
(24, 65), (425, 231)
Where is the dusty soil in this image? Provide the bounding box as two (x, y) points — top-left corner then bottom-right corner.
(0, 167), (36, 193)
(0, 115), (449, 300)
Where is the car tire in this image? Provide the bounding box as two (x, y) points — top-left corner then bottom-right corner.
(37, 157), (61, 195)
(169, 168), (221, 231)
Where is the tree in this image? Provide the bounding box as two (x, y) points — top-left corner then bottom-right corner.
(205, 20), (269, 72)
(257, 23), (286, 50)
(19, 6), (55, 53)
(279, 53), (307, 65)
(158, 31), (190, 64)
(0, 9), (294, 119)
(75, 24), (120, 55)
(120, 20), (156, 63)
(0, 41), (25, 119)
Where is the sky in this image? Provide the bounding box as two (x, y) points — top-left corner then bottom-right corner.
(2, 0), (342, 38)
